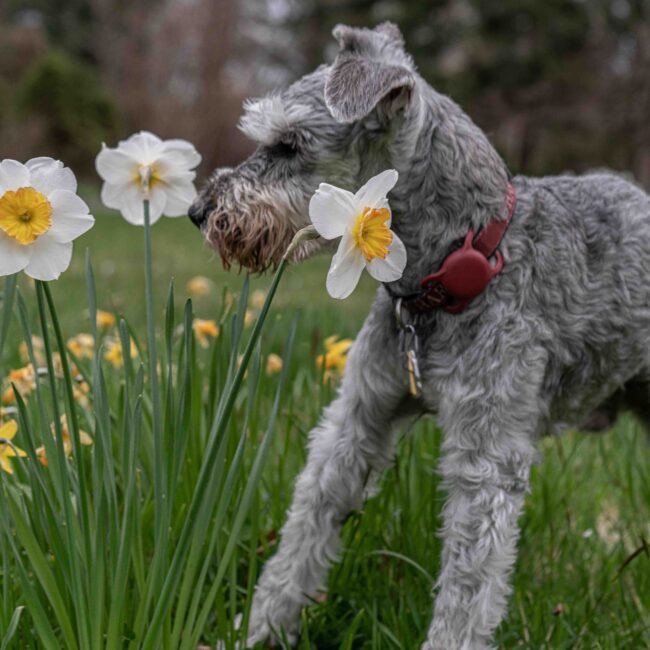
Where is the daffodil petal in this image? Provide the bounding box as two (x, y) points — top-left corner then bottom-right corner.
(309, 184), (355, 239)
(26, 158), (77, 195)
(375, 198), (391, 226)
(147, 186), (167, 224)
(100, 182), (124, 211)
(0, 160), (29, 194)
(326, 233), (365, 299)
(118, 131), (164, 164)
(49, 190), (89, 216)
(0, 233), (30, 275)
(154, 165), (195, 185)
(117, 184), (147, 225)
(119, 184), (165, 225)
(162, 178), (198, 216)
(47, 190), (94, 243)
(23, 238), (73, 281)
(354, 169), (398, 210)
(0, 421), (17, 439)
(2, 440), (26, 458)
(24, 157), (55, 170)
(0, 456), (14, 474)
(160, 139), (202, 169)
(366, 231), (407, 282)
(96, 146), (138, 184)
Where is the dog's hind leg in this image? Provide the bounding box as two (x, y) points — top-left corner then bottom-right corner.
(617, 376), (650, 439)
(245, 311), (409, 647)
(423, 327), (547, 650)
(580, 376), (650, 437)
(580, 390), (624, 432)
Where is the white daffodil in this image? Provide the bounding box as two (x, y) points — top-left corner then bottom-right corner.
(309, 169), (406, 299)
(0, 158), (94, 281)
(95, 131), (201, 226)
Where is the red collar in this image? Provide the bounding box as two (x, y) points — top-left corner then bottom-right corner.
(401, 183), (516, 314)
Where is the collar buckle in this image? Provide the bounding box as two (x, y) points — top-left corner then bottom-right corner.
(398, 182), (516, 316)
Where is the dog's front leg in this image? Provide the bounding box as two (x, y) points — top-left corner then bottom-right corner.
(246, 313), (407, 646)
(423, 337), (547, 650)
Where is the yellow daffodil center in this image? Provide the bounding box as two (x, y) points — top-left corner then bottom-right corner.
(134, 164), (163, 195)
(0, 187), (53, 245)
(351, 207), (392, 261)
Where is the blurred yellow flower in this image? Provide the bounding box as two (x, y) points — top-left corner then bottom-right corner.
(73, 381), (91, 409)
(96, 310), (116, 328)
(36, 415), (92, 467)
(2, 364), (36, 404)
(251, 289), (267, 310)
(187, 276), (212, 297)
(67, 333), (94, 359)
(51, 352), (80, 380)
(244, 309), (255, 328)
(193, 319), (219, 348)
(266, 353), (283, 376)
(316, 335), (353, 381)
(0, 420), (27, 474)
(104, 338), (138, 368)
(19, 335), (44, 365)
(224, 291), (236, 308)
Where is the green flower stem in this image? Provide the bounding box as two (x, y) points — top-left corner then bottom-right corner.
(41, 282), (92, 544)
(35, 281), (89, 650)
(143, 199), (167, 544)
(141, 251), (293, 650)
(0, 274), (17, 376)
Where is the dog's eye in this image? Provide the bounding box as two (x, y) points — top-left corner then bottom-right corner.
(268, 140), (298, 158)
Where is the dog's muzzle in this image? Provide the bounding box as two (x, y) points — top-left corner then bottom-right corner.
(189, 167), (234, 230)
(187, 201), (203, 228)
(188, 197), (213, 229)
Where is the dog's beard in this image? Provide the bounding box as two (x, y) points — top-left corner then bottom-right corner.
(205, 208), (296, 273)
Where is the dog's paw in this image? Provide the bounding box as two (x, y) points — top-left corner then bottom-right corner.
(245, 583), (301, 647)
(420, 637), (496, 650)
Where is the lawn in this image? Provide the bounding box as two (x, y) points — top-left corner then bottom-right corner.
(0, 196), (648, 649)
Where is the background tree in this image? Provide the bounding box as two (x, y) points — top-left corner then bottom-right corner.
(2, 0), (650, 183)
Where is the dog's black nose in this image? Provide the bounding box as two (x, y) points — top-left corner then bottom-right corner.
(188, 200), (205, 229)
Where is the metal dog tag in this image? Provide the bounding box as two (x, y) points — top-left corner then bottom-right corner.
(395, 298), (424, 398)
(403, 324), (423, 398)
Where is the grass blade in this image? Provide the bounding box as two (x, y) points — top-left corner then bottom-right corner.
(0, 606), (24, 650)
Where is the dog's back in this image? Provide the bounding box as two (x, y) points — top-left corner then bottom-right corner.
(506, 171), (650, 430)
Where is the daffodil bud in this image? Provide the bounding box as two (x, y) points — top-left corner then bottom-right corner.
(282, 224), (320, 261)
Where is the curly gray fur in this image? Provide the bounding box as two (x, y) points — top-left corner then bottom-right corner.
(190, 22), (650, 650)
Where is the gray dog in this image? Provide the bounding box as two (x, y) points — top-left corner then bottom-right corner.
(189, 22), (650, 650)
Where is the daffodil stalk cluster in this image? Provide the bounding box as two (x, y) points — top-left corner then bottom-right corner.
(0, 130), (372, 648)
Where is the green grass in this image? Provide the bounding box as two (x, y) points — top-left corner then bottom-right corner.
(0, 200), (649, 649)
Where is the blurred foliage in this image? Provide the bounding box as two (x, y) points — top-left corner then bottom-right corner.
(2, 0), (650, 180)
(5, 0), (96, 61)
(15, 50), (120, 168)
(301, 0), (593, 99)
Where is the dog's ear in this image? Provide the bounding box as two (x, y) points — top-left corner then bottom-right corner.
(325, 23), (415, 124)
